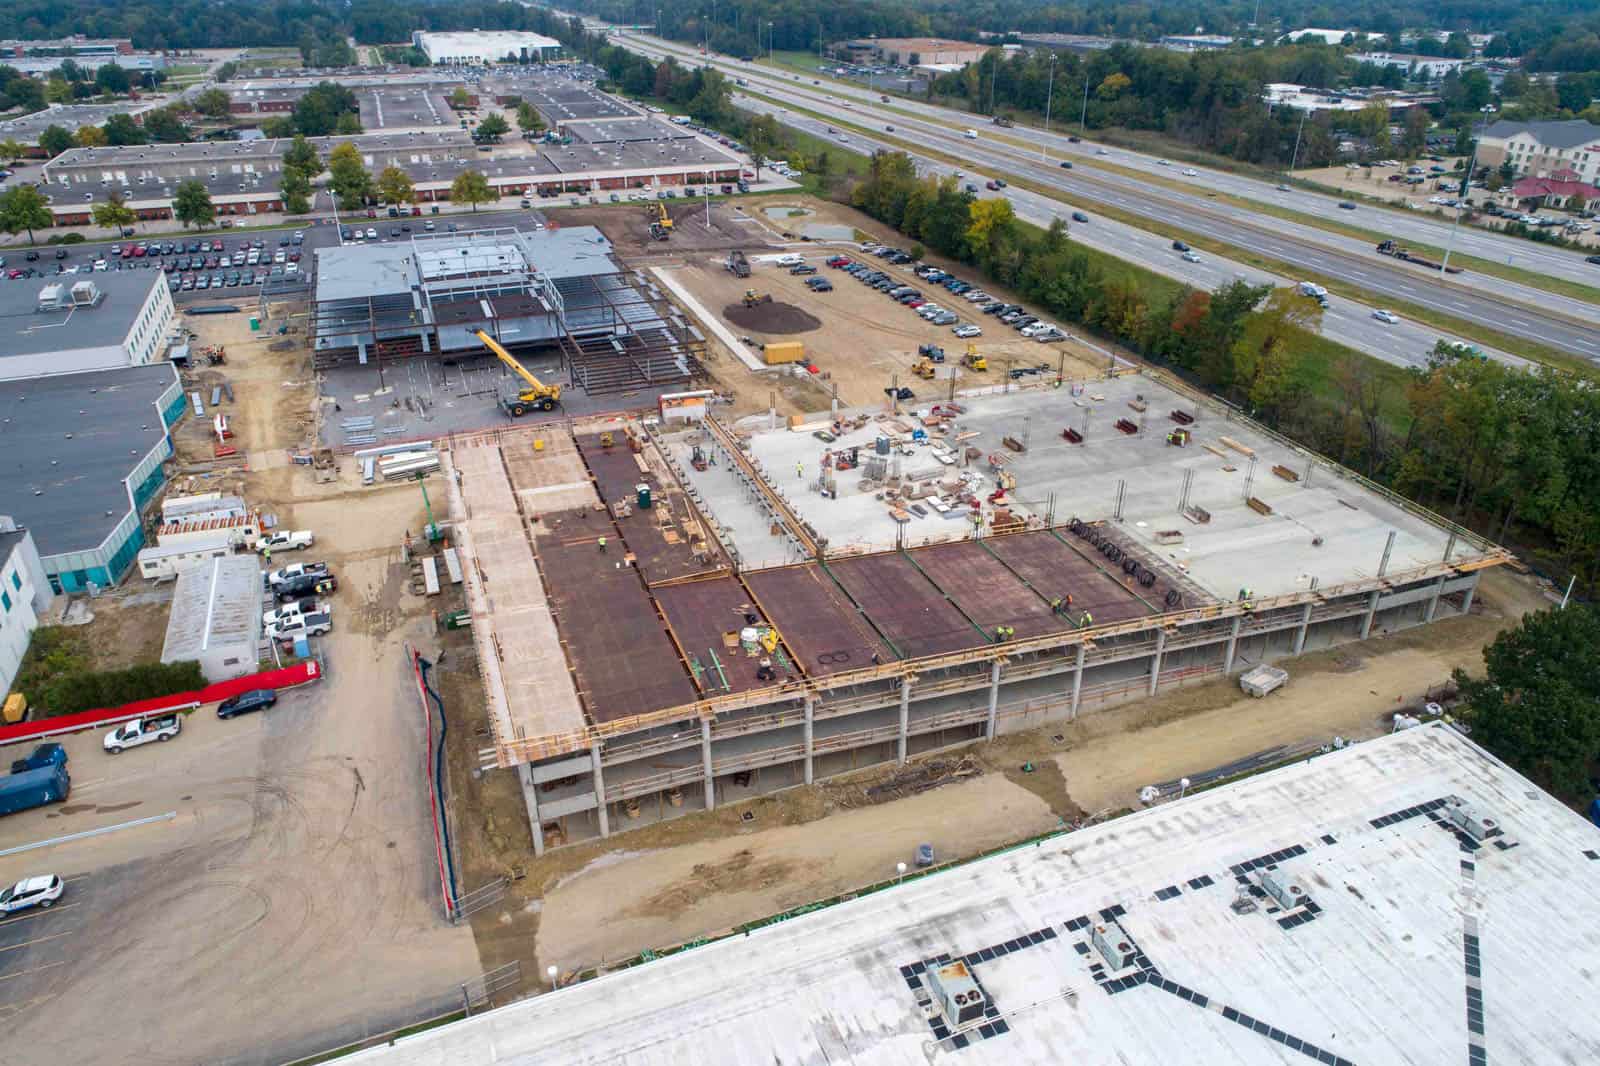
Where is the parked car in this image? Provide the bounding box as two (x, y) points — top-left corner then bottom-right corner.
(954, 324), (982, 338)
(0, 875), (64, 913)
(218, 689), (278, 720)
(789, 264), (817, 275)
(9, 743), (65, 776)
(266, 612), (332, 640)
(103, 713), (182, 754)
(266, 561), (328, 586)
(276, 573), (337, 602)
(776, 254), (804, 267)
(256, 530), (314, 554)
(263, 599), (327, 627)
(806, 278), (833, 292)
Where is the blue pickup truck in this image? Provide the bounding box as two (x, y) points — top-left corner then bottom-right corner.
(9, 743), (65, 776)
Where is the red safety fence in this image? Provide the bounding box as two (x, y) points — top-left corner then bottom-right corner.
(0, 660), (323, 747)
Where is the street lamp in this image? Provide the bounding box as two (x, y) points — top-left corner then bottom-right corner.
(1080, 68), (1091, 132)
(546, 964), (559, 991)
(1042, 53), (1057, 161)
(896, 861), (907, 882)
(1287, 107), (1308, 178)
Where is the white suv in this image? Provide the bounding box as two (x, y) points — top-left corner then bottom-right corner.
(776, 254), (804, 267)
(0, 875), (63, 914)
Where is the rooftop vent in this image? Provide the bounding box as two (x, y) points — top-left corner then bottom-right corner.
(1445, 798), (1497, 840)
(1091, 923), (1134, 970)
(1258, 868), (1309, 911)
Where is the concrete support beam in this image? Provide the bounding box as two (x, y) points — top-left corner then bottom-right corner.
(701, 717), (715, 811)
(1424, 576), (1447, 623)
(1461, 572), (1479, 615)
(517, 763), (545, 857)
(985, 660), (1002, 740)
(1222, 616), (1242, 675)
(1360, 590), (1381, 641)
(590, 742), (609, 839)
(1069, 643), (1086, 719)
(897, 679), (912, 764)
(1292, 602), (1314, 656)
(803, 693), (815, 785)
(1148, 628), (1168, 696)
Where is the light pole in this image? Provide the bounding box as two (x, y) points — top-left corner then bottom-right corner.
(1287, 107), (1308, 177)
(546, 964), (559, 991)
(1440, 109), (1489, 275)
(768, 21), (774, 60)
(1080, 69), (1091, 132)
(896, 861), (907, 882)
(1043, 53), (1056, 160)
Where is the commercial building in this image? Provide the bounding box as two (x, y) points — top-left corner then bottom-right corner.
(839, 37), (989, 69)
(159, 554), (262, 681)
(1278, 28), (1361, 45)
(39, 131), (475, 223)
(0, 101), (160, 150)
(444, 371), (1505, 855)
(1350, 53), (1470, 81)
(1, 53), (166, 78)
(1261, 84), (1370, 113)
(345, 724), (1600, 1064)
(310, 226), (705, 395)
(1475, 119), (1600, 185)
(1508, 171), (1600, 210)
(0, 36), (134, 59)
(0, 519), (54, 701)
(0, 273), (175, 381)
(1160, 34), (1237, 52)
(411, 31), (561, 67)
(0, 364), (184, 593)
(224, 73), (468, 129)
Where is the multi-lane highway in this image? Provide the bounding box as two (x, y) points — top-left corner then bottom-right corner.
(601, 26), (1599, 367)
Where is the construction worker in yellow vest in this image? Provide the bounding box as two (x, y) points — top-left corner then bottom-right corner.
(598, 535), (607, 553)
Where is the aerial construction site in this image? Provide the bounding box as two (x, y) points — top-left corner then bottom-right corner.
(444, 365), (1507, 853)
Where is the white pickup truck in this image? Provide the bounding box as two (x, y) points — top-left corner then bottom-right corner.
(103, 713), (182, 754)
(263, 599), (328, 627)
(265, 612), (332, 640)
(256, 530), (314, 554)
(266, 561), (329, 587)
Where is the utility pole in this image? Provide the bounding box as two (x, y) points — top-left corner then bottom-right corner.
(1287, 107), (1308, 177)
(1042, 53), (1057, 161)
(1080, 69), (1091, 131)
(1440, 111), (1487, 276)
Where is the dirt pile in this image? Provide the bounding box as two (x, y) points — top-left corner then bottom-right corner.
(723, 301), (822, 334)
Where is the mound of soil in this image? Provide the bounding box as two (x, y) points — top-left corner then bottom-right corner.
(723, 301), (822, 334)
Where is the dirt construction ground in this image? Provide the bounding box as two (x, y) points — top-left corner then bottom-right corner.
(440, 564), (1552, 983)
(0, 307), (481, 1066)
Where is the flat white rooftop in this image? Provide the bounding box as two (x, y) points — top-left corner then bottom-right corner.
(347, 724), (1600, 1064)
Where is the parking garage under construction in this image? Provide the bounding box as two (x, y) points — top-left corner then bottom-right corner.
(309, 226), (707, 395)
(444, 369), (1508, 854)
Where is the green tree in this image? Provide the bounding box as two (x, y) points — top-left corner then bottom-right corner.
(476, 112), (510, 141)
(743, 112), (782, 180)
(516, 101), (545, 136)
(377, 165), (415, 206)
(1456, 606), (1600, 799)
(172, 179), (215, 230)
(334, 111), (363, 135)
(449, 169), (496, 212)
(194, 88), (232, 119)
(142, 108), (191, 144)
(0, 184), (52, 244)
(91, 194), (137, 236)
(290, 82), (358, 137)
(449, 86), (472, 110)
(327, 142), (372, 208)
(103, 113), (147, 146)
(37, 124), (74, 157)
(280, 167), (313, 214)
(74, 125), (108, 148)
(94, 63), (132, 96)
(0, 139), (24, 165)
(282, 134), (322, 178)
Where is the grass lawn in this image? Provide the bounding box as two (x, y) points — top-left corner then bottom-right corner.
(758, 50), (832, 76)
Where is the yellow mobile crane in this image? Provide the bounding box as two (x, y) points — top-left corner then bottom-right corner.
(474, 329), (562, 416)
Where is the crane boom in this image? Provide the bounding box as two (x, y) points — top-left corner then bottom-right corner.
(474, 329), (561, 415)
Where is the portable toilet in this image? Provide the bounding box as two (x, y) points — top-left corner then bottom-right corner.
(636, 483), (653, 509)
(293, 634), (311, 659)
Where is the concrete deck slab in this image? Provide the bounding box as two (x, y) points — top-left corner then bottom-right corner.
(826, 553), (988, 659)
(576, 431), (729, 584)
(984, 530), (1156, 625)
(656, 576), (801, 695)
(912, 539), (1065, 640)
(744, 564), (891, 675)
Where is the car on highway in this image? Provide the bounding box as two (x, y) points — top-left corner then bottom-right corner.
(1095, 148), (1108, 155)
(1182, 168), (1198, 176)
(1338, 202), (1357, 210)
(0, 875), (64, 914)
(1068, 135), (1081, 143)
(1071, 212), (1089, 223)
(1182, 250), (1201, 263)
(1157, 159), (1171, 166)
(1371, 309), (1400, 324)
(1276, 183), (1291, 191)
(1585, 255), (1600, 265)
(1059, 160), (1073, 169)
(1171, 240), (1190, 252)
(218, 689), (278, 720)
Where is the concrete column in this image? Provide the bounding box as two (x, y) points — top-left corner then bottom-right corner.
(803, 693), (815, 785)
(516, 763), (545, 857)
(590, 742), (609, 839)
(1292, 602), (1314, 656)
(1461, 572), (1479, 614)
(701, 718), (715, 811)
(1222, 616), (1242, 675)
(1148, 628), (1167, 696)
(984, 660), (1002, 740)
(1360, 590), (1381, 640)
(1424, 575), (1447, 623)
(897, 679), (912, 764)
(1069, 644), (1086, 719)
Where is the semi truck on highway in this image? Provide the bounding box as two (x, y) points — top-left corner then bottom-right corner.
(1375, 240), (1464, 274)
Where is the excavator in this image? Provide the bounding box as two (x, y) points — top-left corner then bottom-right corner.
(474, 329), (562, 416)
(961, 343), (988, 372)
(647, 200), (673, 241)
(743, 289), (772, 307)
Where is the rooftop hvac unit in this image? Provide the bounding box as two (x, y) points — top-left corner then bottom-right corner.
(926, 960), (986, 1026)
(1445, 798), (1497, 840)
(1091, 923), (1134, 970)
(1258, 868), (1309, 911)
